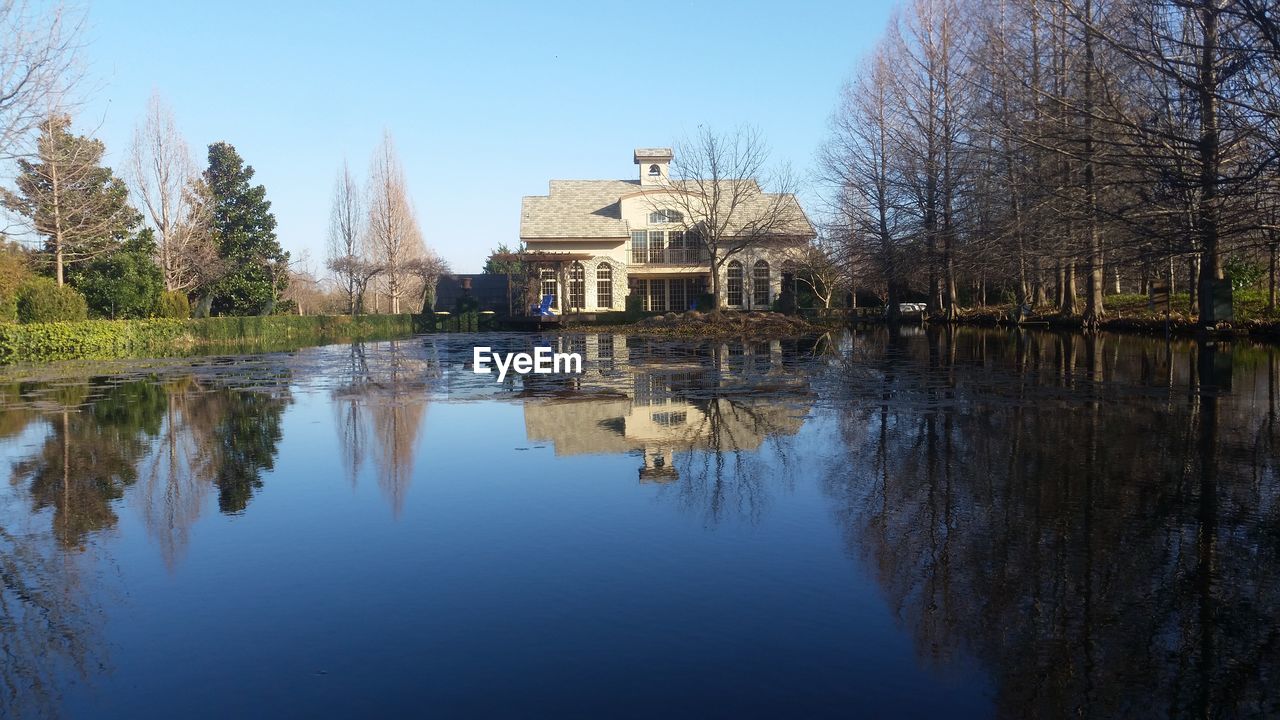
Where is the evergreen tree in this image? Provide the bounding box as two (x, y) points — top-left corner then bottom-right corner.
(482, 242), (524, 275)
(68, 229), (164, 319)
(203, 142), (288, 316)
(0, 114), (139, 285)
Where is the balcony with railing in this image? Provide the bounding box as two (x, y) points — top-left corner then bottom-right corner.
(629, 246), (708, 265)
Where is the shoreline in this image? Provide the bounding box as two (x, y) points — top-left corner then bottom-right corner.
(0, 314), (423, 364)
(931, 306), (1280, 340)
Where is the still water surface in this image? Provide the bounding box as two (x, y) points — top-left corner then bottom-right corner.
(1, 329), (1277, 719)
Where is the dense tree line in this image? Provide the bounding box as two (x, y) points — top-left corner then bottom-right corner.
(823, 0), (1280, 328)
(0, 97), (292, 319)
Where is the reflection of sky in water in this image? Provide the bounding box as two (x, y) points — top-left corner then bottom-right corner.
(1, 330), (1278, 718)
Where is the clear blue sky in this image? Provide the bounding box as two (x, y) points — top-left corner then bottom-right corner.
(79, 0), (894, 273)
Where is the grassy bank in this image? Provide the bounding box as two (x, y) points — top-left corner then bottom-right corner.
(0, 313), (423, 363)
(939, 290), (1280, 338)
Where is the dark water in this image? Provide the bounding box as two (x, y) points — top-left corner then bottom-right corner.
(1, 328), (1277, 719)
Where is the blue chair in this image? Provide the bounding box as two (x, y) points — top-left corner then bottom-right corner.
(531, 294), (556, 316)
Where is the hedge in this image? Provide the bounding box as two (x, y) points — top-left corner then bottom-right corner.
(0, 313), (421, 364)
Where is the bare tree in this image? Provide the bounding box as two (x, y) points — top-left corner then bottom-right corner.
(821, 0), (1280, 327)
(404, 250), (450, 313)
(784, 234), (845, 311)
(128, 91), (217, 294)
(326, 159), (370, 314)
(0, 0), (81, 162)
(652, 126), (809, 308)
(822, 44), (912, 321)
(365, 131), (424, 314)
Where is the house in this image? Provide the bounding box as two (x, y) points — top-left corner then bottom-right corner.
(518, 147), (815, 313)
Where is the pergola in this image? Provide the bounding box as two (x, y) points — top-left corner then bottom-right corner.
(489, 251), (597, 316)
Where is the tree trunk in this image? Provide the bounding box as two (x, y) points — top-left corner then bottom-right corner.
(1060, 261), (1078, 316)
(1269, 242), (1277, 311)
(1081, 0), (1104, 332)
(1195, 0), (1222, 325)
(1189, 256), (1200, 315)
(709, 255), (722, 309)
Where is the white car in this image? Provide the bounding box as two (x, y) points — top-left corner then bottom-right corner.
(885, 303), (927, 315)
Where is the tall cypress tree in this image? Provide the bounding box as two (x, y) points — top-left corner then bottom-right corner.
(204, 142), (288, 316)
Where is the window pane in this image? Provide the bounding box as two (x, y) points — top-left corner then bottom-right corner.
(631, 231), (647, 263)
(753, 261), (770, 307)
(669, 278), (687, 312)
(648, 278), (667, 312)
(727, 262), (743, 307)
(568, 262), (585, 309)
(648, 231), (665, 263)
(540, 268), (556, 306)
(596, 264), (612, 309)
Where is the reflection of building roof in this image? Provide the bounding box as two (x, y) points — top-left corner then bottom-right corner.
(522, 393), (810, 459)
(523, 396), (635, 455)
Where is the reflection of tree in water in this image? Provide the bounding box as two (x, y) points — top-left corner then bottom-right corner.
(640, 339), (814, 525)
(2, 369), (292, 717)
(0, 519), (104, 720)
(208, 389), (289, 514)
(823, 328), (1280, 719)
(13, 379), (165, 549)
(672, 397), (800, 525)
(330, 341), (432, 516)
(2, 378), (166, 719)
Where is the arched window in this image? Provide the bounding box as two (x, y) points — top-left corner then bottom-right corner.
(726, 260), (744, 307)
(648, 209), (683, 224)
(648, 164), (661, 177)
(596, 263), (613, 309)
(568, 262), (586, 310)
(539, 268), (557, 307)
(753, 260), (770, 307)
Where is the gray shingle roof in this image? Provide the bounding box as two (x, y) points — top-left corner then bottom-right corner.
(519, 179), (815, 240)
(633, 147), (673, 162)
(520, 180), (637, 239)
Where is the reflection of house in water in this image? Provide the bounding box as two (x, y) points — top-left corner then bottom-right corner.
(522, 334), (813, 481)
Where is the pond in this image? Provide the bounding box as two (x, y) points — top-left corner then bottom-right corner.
(1, 328), (1277, 719)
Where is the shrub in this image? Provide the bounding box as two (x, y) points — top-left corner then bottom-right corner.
(0, 250), (32, 324)
(625, 292), (644, 320)
(1225, 255), (1266, 293)
(158, 290), (191, 319)
(69, 243), (164, 319)
(16, 278), (88, 323)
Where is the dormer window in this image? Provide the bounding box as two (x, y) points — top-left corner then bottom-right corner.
(649, 209), (683, 224)
(648, 164), (661, 177)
